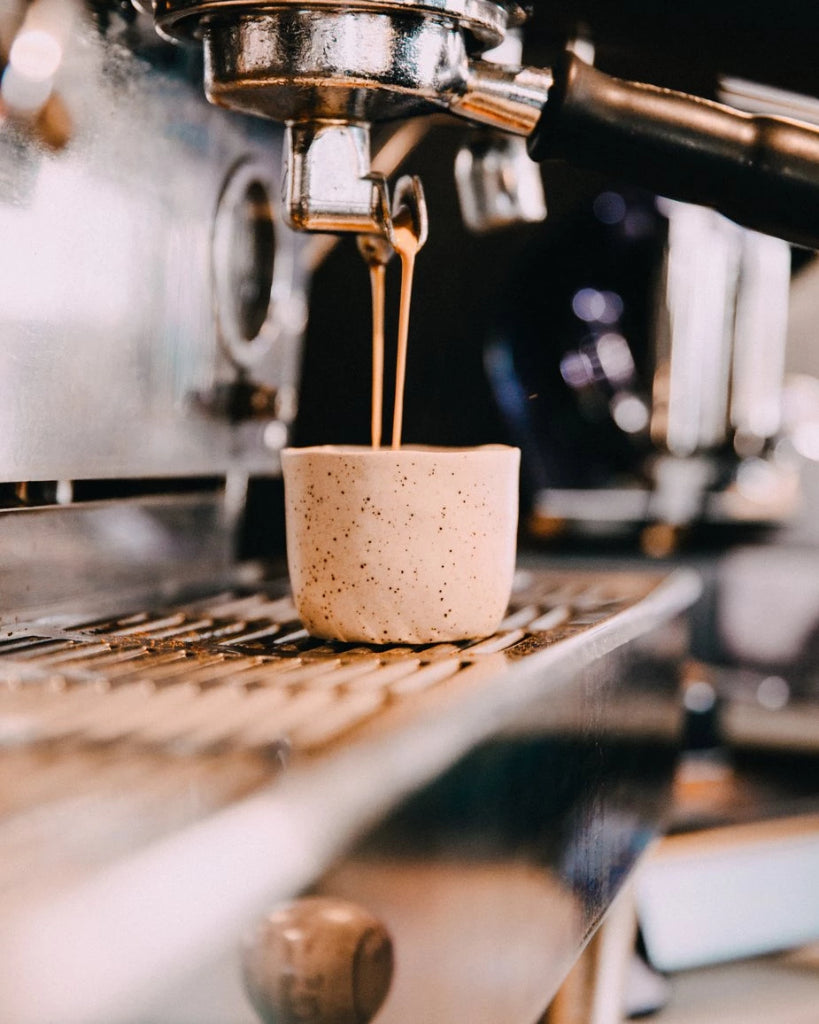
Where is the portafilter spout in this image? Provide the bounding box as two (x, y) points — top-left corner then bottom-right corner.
(154, 0), (819, 248)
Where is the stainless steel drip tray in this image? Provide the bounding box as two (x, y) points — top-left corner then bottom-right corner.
(0, 565), (699, 1024)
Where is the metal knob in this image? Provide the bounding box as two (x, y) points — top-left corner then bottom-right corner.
(242, 897), (394, 1024)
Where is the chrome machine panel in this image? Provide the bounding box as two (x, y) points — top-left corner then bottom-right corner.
(0, 0), (309, 482)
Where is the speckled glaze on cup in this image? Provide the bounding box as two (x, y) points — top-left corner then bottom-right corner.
(281, 445), (520, 644)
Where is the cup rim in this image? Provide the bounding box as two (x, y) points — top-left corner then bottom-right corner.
(282, 443), (519, 458)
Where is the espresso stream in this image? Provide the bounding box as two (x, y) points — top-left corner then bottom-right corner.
(368, 210), (422, 450)
(368, 261), (386, 449)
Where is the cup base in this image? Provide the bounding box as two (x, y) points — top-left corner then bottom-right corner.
(295, 607), (509, 647)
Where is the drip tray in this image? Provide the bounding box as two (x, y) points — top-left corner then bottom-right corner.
(0, 565), (700, 1024)
(0, 569), (663, 756)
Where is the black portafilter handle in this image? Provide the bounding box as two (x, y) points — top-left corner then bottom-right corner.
(528, 52), (819, 249)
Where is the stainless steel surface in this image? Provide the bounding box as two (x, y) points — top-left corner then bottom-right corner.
(446, 58), (553, 135)
(0, 1), (309, 480)
(636, 194), (792, 526)
(284, 122), (385, 235)
(155, 0), (549, 236)
(0, 493), (234, 619)
(158, 0), (517, 49)
(201, 8), (473, 122)
(388, 173), (429, 251)
(653, 201), (789, 463)
(455, 131), (546, 232)
(730, 232), (790, 453)
(453, 31), (547, 232)
(299, 118), (433, 270)
(653, 203), (742, 459)
(283, 120), (430, 237)
(165, 0), (546, 132)
(0, 565), (699, 1024)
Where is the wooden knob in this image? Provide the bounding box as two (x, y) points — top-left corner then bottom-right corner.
(242, 897), (394, 1024)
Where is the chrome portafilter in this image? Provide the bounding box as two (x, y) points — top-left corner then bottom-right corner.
(154, 0), (523, 121)
(152, 0), (546, 238)
(154, 0), (819, 248)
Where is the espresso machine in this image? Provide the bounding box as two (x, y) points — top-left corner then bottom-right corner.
(3, 1), (819, 1022)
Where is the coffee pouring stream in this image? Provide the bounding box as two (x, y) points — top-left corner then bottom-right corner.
(357, 176), (429, 451)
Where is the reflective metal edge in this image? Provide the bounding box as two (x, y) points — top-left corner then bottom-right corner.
(0, 567), (701, 1024)
(0, 495), (235, 621)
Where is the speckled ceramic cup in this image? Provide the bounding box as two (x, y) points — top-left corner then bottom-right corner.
(281, 445), (520, 644)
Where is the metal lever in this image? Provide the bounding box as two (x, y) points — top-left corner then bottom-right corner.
(242, 897), (394, 1024)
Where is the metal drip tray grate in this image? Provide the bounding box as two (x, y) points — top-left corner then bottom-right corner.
(0, 570), (658, 759)
(0, 567), (678, 915)
(0, 565), (701, 1024)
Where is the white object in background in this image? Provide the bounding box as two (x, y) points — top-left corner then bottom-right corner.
(657, 202), (743, 457)
(636, 815), (819, 972)
(731, 230), (791, 450)
(718, 546), (819, 666)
